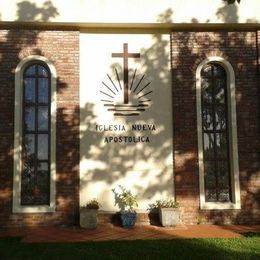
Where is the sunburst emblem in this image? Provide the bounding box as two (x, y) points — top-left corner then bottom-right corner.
(100, 43), (153, 116)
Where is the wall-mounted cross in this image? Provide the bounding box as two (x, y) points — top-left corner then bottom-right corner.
(112, 43), (140, 104)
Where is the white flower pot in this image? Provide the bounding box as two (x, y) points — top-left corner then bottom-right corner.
(80, 208), (98, 229)
(159, 208), (180, 227)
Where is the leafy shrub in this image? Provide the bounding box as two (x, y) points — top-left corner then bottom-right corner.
(113, 185), (138, 212)
(85, 199), (101, 209)
(148, 198), (178, 213)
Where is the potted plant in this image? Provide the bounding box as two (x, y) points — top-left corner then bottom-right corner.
(113, 185), (138, 228)
(80, 199), (101, 229)
(149, 198), (180, 227)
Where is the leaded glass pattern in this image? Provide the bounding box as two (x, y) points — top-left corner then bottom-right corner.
(201, 63), (231, 202)
(21, 63), (50, 205)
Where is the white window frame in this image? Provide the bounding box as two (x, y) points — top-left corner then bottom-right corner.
(196, 57), (241, 210)
(13, 55), (56, 213)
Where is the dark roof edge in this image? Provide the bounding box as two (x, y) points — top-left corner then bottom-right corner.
(0, 21), (259, 32)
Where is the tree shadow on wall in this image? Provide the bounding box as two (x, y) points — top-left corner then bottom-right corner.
(79, 9), (175, 213)
(78, 4), (259, 225)
(0, 1), (81, 227)
(16, 0), (59, 22)
(0, 1), (259, 229)
(216, 1), (239, 23)
(172, 2), (260, 224)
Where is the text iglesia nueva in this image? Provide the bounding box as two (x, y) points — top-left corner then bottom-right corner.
(95, 124), (156, 143)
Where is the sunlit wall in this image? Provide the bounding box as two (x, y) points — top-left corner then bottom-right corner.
(80, 33), (173, 211)
(0, 0), (259, 24)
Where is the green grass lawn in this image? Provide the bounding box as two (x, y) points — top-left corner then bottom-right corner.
(0, 234), (259, 260)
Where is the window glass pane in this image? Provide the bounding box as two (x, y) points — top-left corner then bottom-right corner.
(38, 78), (49, 104)
(37, 134), (48, 160)
(201, 78), (212, 103)
(23, 158), (35, 178)
(21, 182), (35, 205)
(24, 134), (35, 158)
(203, 133), (214, 159)
(202, 106), (213, 130)
(38, 65), (48, 77)
(24, 107), (35, 131)
(24, 79), (35, 103)
(201, 65), (212, 77)
(215, 79), (226, 104)
(213, 65), (225, 78)
(25, 65), (36, 76)
(38, 106), (48, 131)
(216, 133), (228, 159)
(217, 161), (230, 189)
(218, 189), (230, 202)
(215, 106), (227, 130)
(38, 162), (48, 171)
(21, 159), (35, 204)
(36, 162), (49, 205)
(205, 189), (217, 202)
(204, 161), (216, 189)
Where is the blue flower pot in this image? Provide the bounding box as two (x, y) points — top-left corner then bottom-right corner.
(120, 212), (137, 228)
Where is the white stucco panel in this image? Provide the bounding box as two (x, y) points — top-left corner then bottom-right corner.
(80, 33), (173, 211)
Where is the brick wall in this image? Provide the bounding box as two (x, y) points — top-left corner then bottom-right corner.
(172, 31), (260, 224)
(0, 29), (80, 227)
(0, 28), (259, 227)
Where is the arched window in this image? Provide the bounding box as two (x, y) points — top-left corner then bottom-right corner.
(13, 56), (56, 213)
(196, 57), (240, 210)
(201, 63), (230, 202)
(21, 63), (51, 205)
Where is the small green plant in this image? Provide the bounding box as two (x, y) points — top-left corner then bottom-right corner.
(196, 216), (205, 225)
(148, 198), (178, 212)
(85, 199), (101, 209)
(114, 185), (138, 212)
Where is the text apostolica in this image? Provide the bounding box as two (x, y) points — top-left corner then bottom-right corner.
(95, 124), (156, 143)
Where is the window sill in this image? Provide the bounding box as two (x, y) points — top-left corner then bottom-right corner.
(13, 205), (55, 213)
(200, 202), (241, 210)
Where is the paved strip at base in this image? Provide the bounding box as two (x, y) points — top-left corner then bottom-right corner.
(0, 225), (259, 243)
